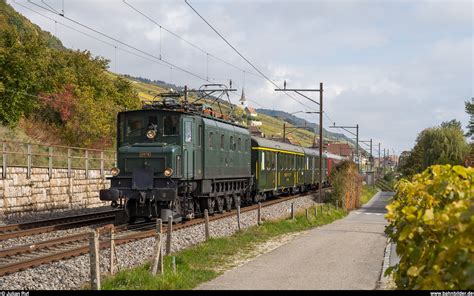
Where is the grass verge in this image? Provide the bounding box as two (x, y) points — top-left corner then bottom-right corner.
(360, 185), (379, 205)
(101, 205), (347, 290)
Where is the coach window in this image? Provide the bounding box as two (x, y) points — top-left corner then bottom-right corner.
(261, 151), (265, 170)
(229, 136), (234, 151)
(221, 134), (225, 149)
(163, 115), (179, 136)
(238, 138), (241, 151)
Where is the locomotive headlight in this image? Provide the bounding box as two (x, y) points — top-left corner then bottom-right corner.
(146, 129), (157, 139)
(111, 167), (120, 176)
(163, 167), (173, 177)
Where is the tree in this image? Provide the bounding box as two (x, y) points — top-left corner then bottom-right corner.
(399, 120), (469, 176)
(466, 98), (473, 139)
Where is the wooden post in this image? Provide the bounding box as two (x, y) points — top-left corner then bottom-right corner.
(2, 142), (6, 179)
(109, 226), (115, 275)
(67, 148), (72, 178)
(314, 207), (317, 218)
(257, 202), (262, 226)
(48, 147), (53, 180)
(320, 205), (323, 215)
(27, 144), (32, 179)
(89, 230), (101, 290)
(172, 256), (176, 273)
(151, 233), (163, 275)
(237, 206), (241, 231)
(204, 209), (210, 240)
(291, 203), (295, 220)
(151, 219), (163, 275)
(305, 208), (309, 220)
(166, 216), (173, 255)
(85, 149), (89, 179)
(100, 151), (104, 178)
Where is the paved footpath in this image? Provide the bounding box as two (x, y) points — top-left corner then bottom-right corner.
(197, 191), (394, 290)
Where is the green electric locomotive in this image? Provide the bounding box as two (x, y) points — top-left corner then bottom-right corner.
(100, 97), (253, 222)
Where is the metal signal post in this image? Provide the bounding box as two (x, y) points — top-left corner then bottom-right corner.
(329, 124), (360, 172)
(275, 83), (323, 203)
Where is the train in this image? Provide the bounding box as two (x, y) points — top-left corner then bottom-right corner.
(99, 94), (344, 223)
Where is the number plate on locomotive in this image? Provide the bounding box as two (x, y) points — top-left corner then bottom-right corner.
(139, 152), (152, 158)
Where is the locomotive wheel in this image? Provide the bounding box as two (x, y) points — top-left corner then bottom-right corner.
(224, 195), (232, 211)
(207, 198), (215, 215)
(233, 194), (241, 208)
(216, 196), (225, 213)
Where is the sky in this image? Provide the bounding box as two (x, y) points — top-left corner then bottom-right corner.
(8, 0), (473, 155)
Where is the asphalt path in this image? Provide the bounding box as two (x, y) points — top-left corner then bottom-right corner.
(197, 191), (394, 290)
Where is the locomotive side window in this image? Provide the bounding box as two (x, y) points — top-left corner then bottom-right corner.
(184, 121), (192, 143)
(220, 134), (225, 149)
(198, 125), (203, 147)
(209, 132), (213, 148)
(163, 115), (179, 136)
(230, 136), (234, 150)
(238, 138), (241, 151)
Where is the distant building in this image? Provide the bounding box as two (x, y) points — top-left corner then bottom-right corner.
(245, 106), (258, 117)
(249, 125), (264, 137)
(250, 120), (262, 127)
(327, 143), (354, 158)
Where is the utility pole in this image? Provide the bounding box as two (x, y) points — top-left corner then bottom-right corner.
(275, 83), (323, 203)
(360, 139), (373, 171)
(329, 124), (360, 172)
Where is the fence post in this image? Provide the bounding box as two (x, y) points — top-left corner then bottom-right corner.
(257, 202), (262, 226)
(172, 256), (176, 273)
(67, 148), (72, 178)
(2, 142), (6, 179)
(291, 203), (295, 220)
(100, 151), (104, 178)
(314, 207), (317, 218)
(204, 209), (210, 240)
(166, 216), (173, 255)
(237, 206), (241, 231)
(27, 144), (32, 179)
(85, 150), (89, 179)
(48, 147), (53, 180)
(151, 234), (163, 275)
(109, 226), (115, 275)
(89, 230), (101, 290)
(305, 208), (309, 220)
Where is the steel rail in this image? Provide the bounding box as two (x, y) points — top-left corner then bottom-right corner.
(0, 188), (331, 276)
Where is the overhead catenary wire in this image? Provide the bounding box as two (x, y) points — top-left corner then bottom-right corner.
(184, 0), (318, 112)
(26, 0), (211, 84)
(122, 0), (262, 79)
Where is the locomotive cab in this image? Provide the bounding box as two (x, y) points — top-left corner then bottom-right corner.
(100, 109), (190, 222)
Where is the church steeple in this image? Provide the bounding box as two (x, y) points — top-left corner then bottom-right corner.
(239, 87), (248, 108)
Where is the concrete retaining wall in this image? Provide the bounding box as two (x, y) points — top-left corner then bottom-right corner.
(0, 167), (109, 220)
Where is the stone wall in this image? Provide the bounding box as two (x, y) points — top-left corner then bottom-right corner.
(0, 166), (110, 219)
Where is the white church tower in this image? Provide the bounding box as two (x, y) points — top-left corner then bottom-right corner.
(238, 87), (248, 109)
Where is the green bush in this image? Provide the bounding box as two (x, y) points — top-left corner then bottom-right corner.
(385, 165), (474, 290)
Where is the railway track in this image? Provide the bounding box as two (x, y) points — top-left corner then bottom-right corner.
(0, 210), (121, 241)
(0, 188), (331, 276)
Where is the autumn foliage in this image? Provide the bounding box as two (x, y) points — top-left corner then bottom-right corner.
(329, 160), (363, 210)
(385, 165), (474, 290)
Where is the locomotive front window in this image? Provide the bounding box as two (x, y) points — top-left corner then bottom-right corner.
(163, 115), (179, 136)
(125, 116), (144, 137)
